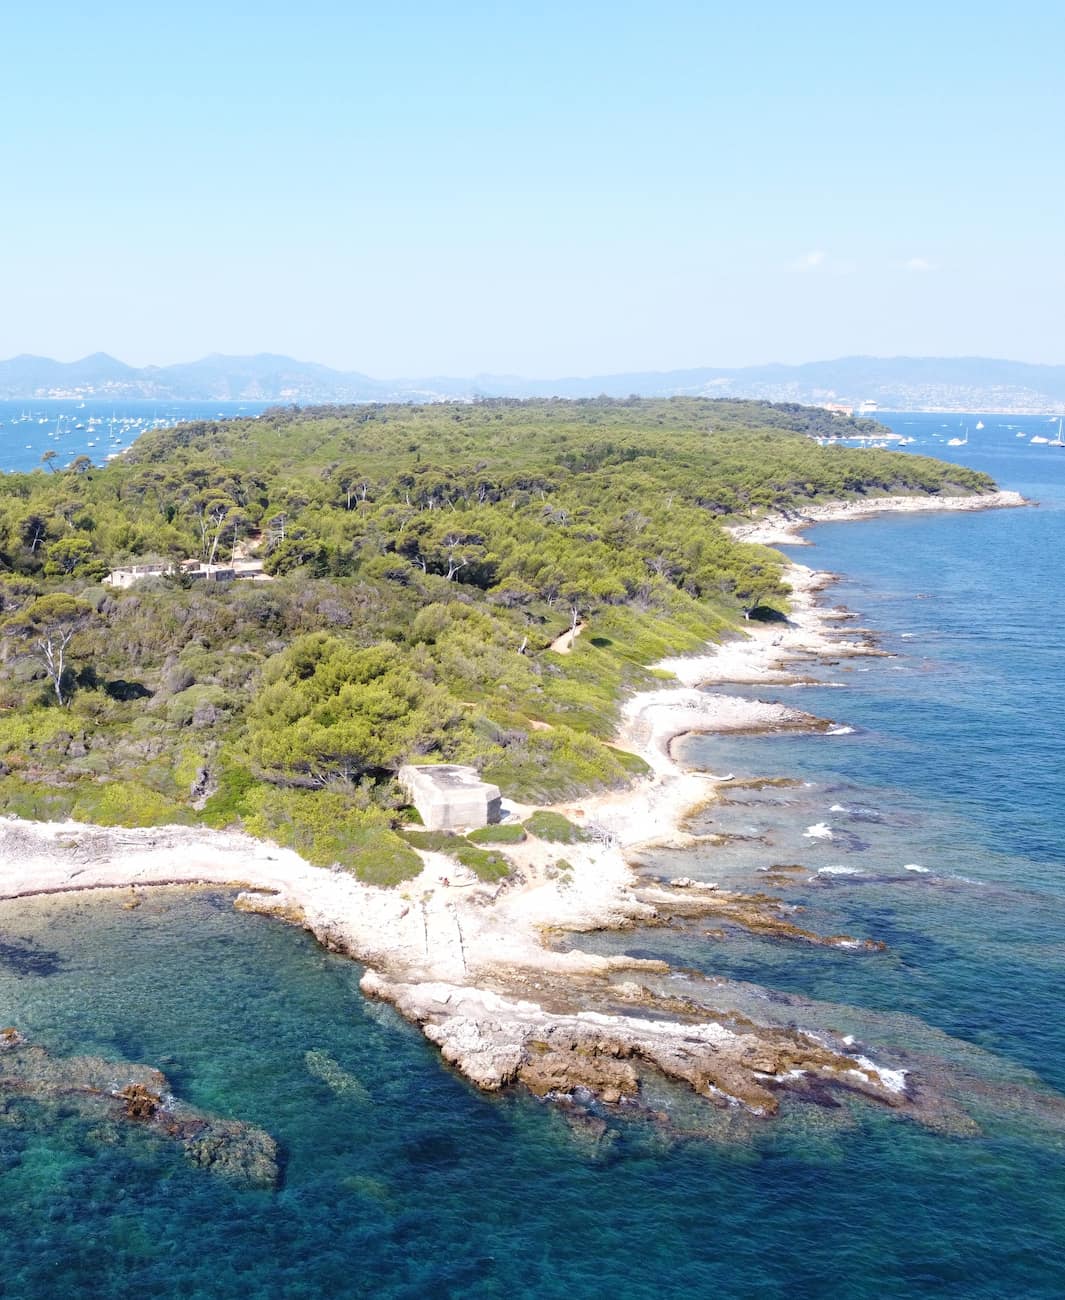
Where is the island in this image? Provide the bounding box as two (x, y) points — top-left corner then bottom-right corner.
(0, 397), (1025, 1139)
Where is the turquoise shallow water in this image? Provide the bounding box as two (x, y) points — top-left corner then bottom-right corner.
(3, 892), (1064, 1299)
(1, 412), (1064, 1297)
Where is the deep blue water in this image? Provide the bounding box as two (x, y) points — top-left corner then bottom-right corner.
(1, 411), (1064, 1297)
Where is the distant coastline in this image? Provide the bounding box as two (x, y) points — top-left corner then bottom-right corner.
(2, 352), (1065, 414)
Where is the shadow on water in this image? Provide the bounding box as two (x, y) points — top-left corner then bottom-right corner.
(0, 936), (64, 977)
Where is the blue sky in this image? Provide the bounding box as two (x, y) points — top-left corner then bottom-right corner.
(2, 0), (1063, 375)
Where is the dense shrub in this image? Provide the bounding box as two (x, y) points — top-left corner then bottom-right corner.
(241, 786), (421, 885)
(523, 810), (588, 843)
(467, 822), (526, 844)
(398, 828), (512, 881)
(71, 781), (193, 828)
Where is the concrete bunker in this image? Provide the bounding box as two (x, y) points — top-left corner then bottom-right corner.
(398, 764), (502, 832)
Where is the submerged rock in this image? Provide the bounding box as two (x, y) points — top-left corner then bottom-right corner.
(182, 1119), (280, 1188)
(0, 1032), (280, 1189)
(304, 1049), (372, 1103)
(637, 882), (886, 950)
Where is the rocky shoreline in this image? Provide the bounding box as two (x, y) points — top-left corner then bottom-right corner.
(0, 490), (1030, 1139)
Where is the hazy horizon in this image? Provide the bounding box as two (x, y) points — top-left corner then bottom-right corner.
(5, 348), (1065, 381)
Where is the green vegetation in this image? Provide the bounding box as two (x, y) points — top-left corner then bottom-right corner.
(246, 634), (465, 785)
(241, 787), (422, 887)
(0, 397), (996, 878)
(523, 810), (588, 843)
(398, 829), (511, 881)
(466, 823), (527, 845)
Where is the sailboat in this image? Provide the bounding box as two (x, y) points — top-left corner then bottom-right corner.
(1048, 417), (1065, 448)
(975, 420), (984, 430)
(947, 426), (969, 447)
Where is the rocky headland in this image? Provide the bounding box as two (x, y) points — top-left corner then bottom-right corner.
(0, 491), (1031, 1137)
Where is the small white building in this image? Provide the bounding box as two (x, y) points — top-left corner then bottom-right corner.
(102, 562), (173, 589)
(398, 764), (502, 832)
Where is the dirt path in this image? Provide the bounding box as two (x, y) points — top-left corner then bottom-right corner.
(549, 621), (585, 654)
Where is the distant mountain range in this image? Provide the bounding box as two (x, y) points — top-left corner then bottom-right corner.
(2, 351), (1064, 413)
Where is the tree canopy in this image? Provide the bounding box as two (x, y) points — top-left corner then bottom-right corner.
(0, 396), (998, 870)
(245, 634), (465, 784)
(3, 592), (95, 705)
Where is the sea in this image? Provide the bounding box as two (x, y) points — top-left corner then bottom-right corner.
(0, 410), (1063, 1298)
(0, 398), (272, 472)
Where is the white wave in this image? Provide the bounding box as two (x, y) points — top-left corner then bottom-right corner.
(829, 803), (848, 812)
(900, 632), (916, 639)
(852, 1054), (908, 1094)
(803, 822), (834, 839)
(903, 863), (930, 874)
(825, 725), (855, 735)
(817, 864), (862, 876)
(775, 1068), (806, 1082)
